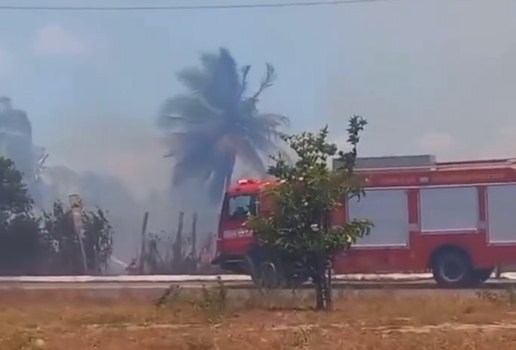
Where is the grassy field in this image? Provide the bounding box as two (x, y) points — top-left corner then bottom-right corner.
(2, 285), (516, 350)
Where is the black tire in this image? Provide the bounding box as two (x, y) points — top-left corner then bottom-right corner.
(243, 255), (261, 286)
(431, 250), (473, 288)
(245, 254), (285, 289)
(258, 260), (286, 289)
(246, 255), (309, 290)
(257, 262), (311, 289)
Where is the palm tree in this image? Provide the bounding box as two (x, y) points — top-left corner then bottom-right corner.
(158, 48), (289, 202)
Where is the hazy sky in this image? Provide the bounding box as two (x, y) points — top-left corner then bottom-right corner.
(0, 0), (514, 197)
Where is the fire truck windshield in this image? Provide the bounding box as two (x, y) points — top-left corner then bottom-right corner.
(227, 194), (257, 219)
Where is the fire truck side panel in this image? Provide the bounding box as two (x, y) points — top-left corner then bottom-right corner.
(334, 181), (516, 274)
(349, 189), (410, 247)
(486, 184), (516, 244)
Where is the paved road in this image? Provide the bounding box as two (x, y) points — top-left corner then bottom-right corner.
(0, 279), (514, 301)
(0, 273), (435, 283)
(1, 279), (515, 290)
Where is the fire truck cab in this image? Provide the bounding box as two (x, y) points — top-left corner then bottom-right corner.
(212, 155), (516, 288)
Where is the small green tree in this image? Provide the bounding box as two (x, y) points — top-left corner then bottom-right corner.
(246, 116), (373, 310)
(41, 201), (113, 275)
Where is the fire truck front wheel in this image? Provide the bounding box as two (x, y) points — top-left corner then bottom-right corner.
(244, 254), (285, 289)
(253, 260), (309, 289)
(431, 249), (473, 288)
(256, 261), (285, 289)
(245, 253), (309, 289)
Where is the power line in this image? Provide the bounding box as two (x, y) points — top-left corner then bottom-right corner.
(0, 0), (398, 11)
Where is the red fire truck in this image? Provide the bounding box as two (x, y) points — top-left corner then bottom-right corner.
(211, 155), (516, 288)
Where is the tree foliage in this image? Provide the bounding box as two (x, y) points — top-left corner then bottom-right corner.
(0, 157), (32, 217)
(246, 116), (373, 310)
(0, 157), (41, 274)
(158, 47), (288, 202)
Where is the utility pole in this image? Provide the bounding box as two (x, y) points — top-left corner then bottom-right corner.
(139, 212), (149, 274)
(69, 194), (88, 274)
(173, 212), (185, 269)
(189, 212), (198, 273)
(191, 212), (198, 258)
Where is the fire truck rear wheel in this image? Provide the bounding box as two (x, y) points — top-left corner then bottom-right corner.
(431, 249), (473, 288)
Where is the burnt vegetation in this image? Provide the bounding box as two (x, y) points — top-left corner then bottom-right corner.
(0, 156), (113, 275)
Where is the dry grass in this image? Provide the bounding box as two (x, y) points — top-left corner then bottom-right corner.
(2, 286), (516, 349)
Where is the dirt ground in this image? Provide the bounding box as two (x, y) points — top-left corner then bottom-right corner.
(2, 286), (516, 350)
